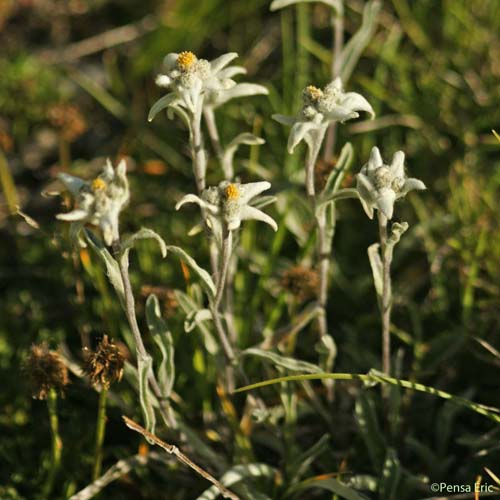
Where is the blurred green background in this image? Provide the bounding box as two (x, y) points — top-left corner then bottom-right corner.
(1, 0), (500, 498)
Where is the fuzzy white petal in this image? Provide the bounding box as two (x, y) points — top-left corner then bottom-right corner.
(240, 206), (278, 231)
(240, 181), (271, 203)
(210, 53), (239, 74)
(56, 209), (89, 221)
(391, 151), (405, 178)
(57, 173), (86, 196)
(338, 92), (375, 119)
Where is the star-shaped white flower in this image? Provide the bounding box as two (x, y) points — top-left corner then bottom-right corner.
(149, 51), (240, 118)
(56, 159), (129, 245)
(273, 78), (375, 153)
(176, 181), (277, 245)
(356, 147), (426, 220)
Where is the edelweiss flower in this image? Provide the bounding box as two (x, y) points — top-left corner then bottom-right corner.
(176, 181), (277, 244)
(150, 51), (239, 117)
(56, 159), (129, 246)
(273, 78), (375, 153)
(356, 147), (426, 220)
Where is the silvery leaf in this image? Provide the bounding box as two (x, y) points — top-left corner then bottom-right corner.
(138, 353), (156, 438)
(197, 463), (277, 500)
(387, 221), (409, 249)
(84, 229), (125, 308)
(222, 133), (265, 172)
(184, 309), (212, 333)
(367, 242), (383, 302)
(175, 290), (218, 354)
(148, 93), (181, 122)
(270, 0), (343, 15)
(241, 347), (323, 373)
(323, 141), (354, 195)
(339, 0), (382, 84)
(146, 294), (175, 399)
(166, 246), (216, 300)
(121, 227), (167, 259)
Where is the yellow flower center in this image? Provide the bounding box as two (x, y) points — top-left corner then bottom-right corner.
(177, 51), (197, 70)
(305, 85), (323, 100)
(91, 178), (107, 191)
(224, 183), (240, 200)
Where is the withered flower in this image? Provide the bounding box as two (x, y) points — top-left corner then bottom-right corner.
(25, 343), (69, 400)
(280, 265), (320, 302)
(83, 335), (124, 389)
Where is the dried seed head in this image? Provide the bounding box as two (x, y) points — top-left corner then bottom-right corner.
(281, 265), (320, 302)
(224, 183), (240, 201)
(83, 335), (124, 389)
(25, 343), (69, 400)
(177, 51), (197, 71)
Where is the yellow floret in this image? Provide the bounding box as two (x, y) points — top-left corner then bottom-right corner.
(177, 51), (197, 70)
(224, 183), (240, 200)
(91, 178), (107, 191)
(305, 85), (323, 100)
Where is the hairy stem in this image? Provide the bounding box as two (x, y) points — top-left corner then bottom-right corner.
(378, 212), (392, 375)
(190, 102), (207, 193)
(214, 231), (233, 309)
(204, 107), (230, 178)
(92, 387), (108, 481)
(113, 239), (176, 428)
(44, 388), (62, 498)
(305, 127), (329, 338)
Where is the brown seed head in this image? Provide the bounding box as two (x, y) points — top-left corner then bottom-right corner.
(280, 265), (320, 302)
(25, 343), (69, 400)
(83, 335), (124, 389)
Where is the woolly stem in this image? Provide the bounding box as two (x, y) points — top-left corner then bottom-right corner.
(378, 212), (392, 376)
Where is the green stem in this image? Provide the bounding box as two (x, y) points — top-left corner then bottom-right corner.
(93, 387), (108, 481)
(44, 388), (62, 498)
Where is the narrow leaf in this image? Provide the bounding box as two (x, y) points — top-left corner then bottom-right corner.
(241, 348), (322, 373)
(166, 246), (216, 300)
(197, 463), (276, 500)
(287, 476), (366, 500)
(121, 227), (167, 258)
(367, 243), (383, 301)
(138, 354), (156, 438)
(84, 229), (125, 307)
(340, 0), (382, 83)
(270, 0), (343, 15)
(146, 294), (175, 399)
(148, 93), (179, 122)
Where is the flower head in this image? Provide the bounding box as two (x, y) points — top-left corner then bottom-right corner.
(24, 344), (69, 400)
(56, 159), (129, 246)
(151, 51), (240, 116)
(176, 180), (277, 245)
(83, 335), (125, 390)
(356, 147), (426, 220)
(273, 77), (375, 154)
